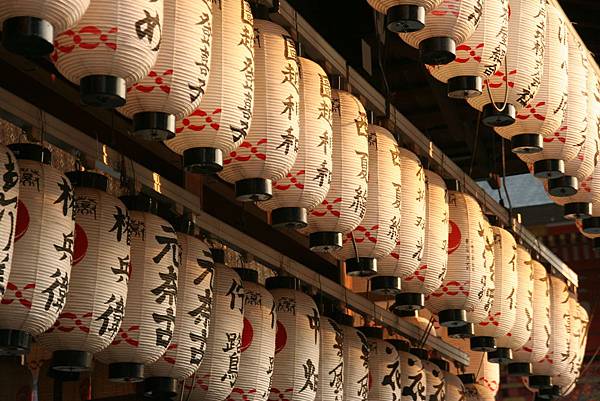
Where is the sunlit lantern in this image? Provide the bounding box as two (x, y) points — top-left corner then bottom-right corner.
(549, 159), (600, 221)
(366, 0), (442, 32)
(425, 0), (508, 98)
(342, 318), (370, 401)
(52, 0), (164, 108)
(389, 339), (427, 401)
(258, 57), (333, 229)
(37, 172), (130, 372)
(0, 0), (90, 56)
(337, 125), (401, 277)
(423, 359), (445, 401)
(0, 145), (18, 303)
(399, 0), (483, 65)
(460, 350), (500, 398)
(219, 19), (300, 202)
(445, 372), (466, 401)
(304, 90), (370, 252)
(0, 144), (73, 355)
(165, 0), (254, 173)
(360, 327), (401, 401)
(315, 313), (345, 401)
(466, 0), (547, 127)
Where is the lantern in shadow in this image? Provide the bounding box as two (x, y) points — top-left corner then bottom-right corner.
(0, 145), (18, 303)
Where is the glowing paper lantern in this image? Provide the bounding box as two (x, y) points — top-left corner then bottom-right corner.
(399, 0), (483, 65)
(466, 0), (547, 127)
(316, 316), (344, 401)
(461, 350), (500, 397)
(550, 294), (581, 394)
(366, 0), (443, 32)
(304, 90), (370, 252)
(258, 57), (333, 229)
(0, 144), (73, 355)
(361, 327), (401, 401)
(425, 0), (508, 98)
(444, 372), (465, 401)
(0, 0), (89, 56)
(219, 19), (300, 202)
(390, 340), (427, 401)
(494, 3), (568, 153)
(95, 195), (179, 382)
(266, 277), (320, 401)
(0, 145), (18, 302)
(52, 0), (164, 108)
(423, 359), (446, 401)
(37, 172), (130, 372)
(372, 148), (426, 296)
(337, 125), (401, 277)
(144, 227), (214, 398)
(343, 321), (370, 401)
(165, 0), (254, 173)
(549, 161), (600, 221)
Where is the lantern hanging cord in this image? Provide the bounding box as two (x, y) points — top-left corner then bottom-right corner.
(373, 9), (391, 118)
(468, 111), (482, 177)
(418, 316), (435, 348)
(485, 53), (510, 112)
(501, 139), (513, 219)
(183, 370), (198, 401)
(351, 231), (360, 262)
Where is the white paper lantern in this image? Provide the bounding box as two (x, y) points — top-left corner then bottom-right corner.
(304, 90), (370, 252)
(0, 145), (18, 302)
(373, 148), (426, 296)
(95, 198), (180, 382)
(423, 359), (446, 401)
(144, 232), (214, 397)
(186, 263), (244, 401)
(464, 384), (495, 401)
(219, 19), (300, 202)
(336, 125), (401, 277)
(551, 294), (581, 392)
(366, 0), (443, 32)
(362, 328), (401, 401)
(578, 302), (589, 366)
(425, 191), (488, 327)
(119, 0), (212, 140)
(165, 0), (254, 174)
(0, 144), (73, 355)
(266, 277), (320, 401)
(258, 57), (334, 229)
(467, 0), (547, 127)
(0, 0), (89, 56)
(425, 0), (508, 98)
(227, 269), (276, 401)
(444, 372), (465, 401)
(462, 350), (500, 396)
(37, 172), (130, 372)
(316, 317), (345, 401)
(52, 0), (164, 108)
(494, 3), (568, 153)
(397, 347), (427, 401)
(548, 160), (600, 221)
(343, 324), (370, 401)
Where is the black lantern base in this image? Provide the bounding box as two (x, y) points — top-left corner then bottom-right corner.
(594, 238), (600, 251)
(66, 171), (109, 191)
(438, 309), (467, 327)
(271, 207), (308, 229)
(582, 217), (600, 235)
(447, 76), (482, 99)
(547, 175), (578, 197)
(419, 37), (456, 65)
(447, 323), (474, 339)
(470, 336), (496, 352)
(386, 5), (425, 32)
(511, 134), (543, 154)
(359, 326), (384, 340)
(482, 103), (516, 127)
(144, 377), (178, 399)
(409, 347), (429, 360)
(183, 147), (224, 174)
(309, 231), (342, 252)
(235, 178), (272, 202)
(0, 329), (31, 355)
(430, 358), (450, 372)
(564, 202), (591, 220)
(2, 17), (54, 57)
(529, 375), (553, 389)
(393, 309), (417, 318)
(458, 373), (476, 385)
(538, 385), (560, 399)
(51, 350), (92, 372)
(345, 257), (377, 277)
(369, 276), (401, 295)
(132, 112), (176, 141)
(487, 347), (513, 364)
(533, 159), (565, 179)
(235, 268), (259, 283)
(80, 75), (127, 108)
(265, 276), (300, 291)
(507, 362), (532, 376)
(392, 292), (425, 311)
(108, 362), (144, 382)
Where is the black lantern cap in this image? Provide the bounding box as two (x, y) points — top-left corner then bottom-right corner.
(358, 326), (384, 339)
(309, 231), (343, 252)
(66, 171), (108, 192)
(8, 143), (51, 164)
(430, 358), (450, 372)
(210, 248), (226, 264)
(393, 309), (417, 317)
(120, 194), (160, 216)
(80, 75), (127, 108)
(447, 76), (482, 99)
(420, 37), (456, 65)
(538, 385), (560, 399)
(507, 362), (532, 376)
(108, 362), (144, 383)
(271, 207), (308, 229)
(444, 179), (461, 192)
(51, 350), (92, 372)
(0, 329), (31, 355)
(532, 159), (565, 179)
(132, 112), (176, 141)
(183, 148), (224, 174)
(511, 134), (544, 154)
(369, 276), (401, 295)
(265, 276), (300, 290)
(235, 178), (272, 202)
(482, 103), (516, 127)
(547, 175), (578, 197)
(392, 292), (425, 311)
(235, 268), (259, 284)
(410, 347), (429, 360)
(346, 257), (378, 277)
(528, 375), (553, 389)
(447, 323), (474, 339)
(563, 202), (591, 220)
(144, 377), (178, 399)
(438, 309), (467, 327)
(386, 5), (425, 32)
(458, 373), (476, 385)
(487, 347), (513, 364)
(470, 336), (496, 352)
(387, 339), (410, 352)
(582, 217), (600, 235)
(2, 17), (54, 57)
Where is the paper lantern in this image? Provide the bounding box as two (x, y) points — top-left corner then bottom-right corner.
(52, 0), (163, 108)
(143, 228), (214, 398)
(398, 0), (483, 65)
(550, 294), (581, 393)
(304, 90), (370, 252)
(0, 144), (74, 355)
(119, 0), (213, 140)
(36, 172), (130, 372)
(466, 0), (547, 127)
(389, 341), (427, 401)
(343, 322), (370, 401)
(266, 277), (320, 401)
(316, 316), (345, 401)
(366, 0), (443, 32)
(186, 260), (244, 401)
(444, 372), (465, 401)
(227, 269), (276, 401)
(398, 170), (448, 311)
(373, 148), (426, 295)
(463, 384), (495, 401)
(461, 350), (500, 397)
(423, 359), (446, 401)
(0, 0), (89, 56)
(219, 19), (300, 202)
(337, 125), (401, 277)
(425, 0), (508, 98)
(425, 191), (488, 327)
(548, 160), (600, 221)
(0, 145), (18, 302)
(360, 327), (401, 401)
(494, 3), (568, 153)
(258, 57), (333, 229)
(165, 0), (254, 174)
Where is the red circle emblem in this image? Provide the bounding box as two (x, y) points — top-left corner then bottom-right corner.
(448, 220), (461, 255)
(241, 317), (253, 352)
(15, 200), (29, 242)
(73, 223), (88, 266)
(274, 320), (287, 354)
